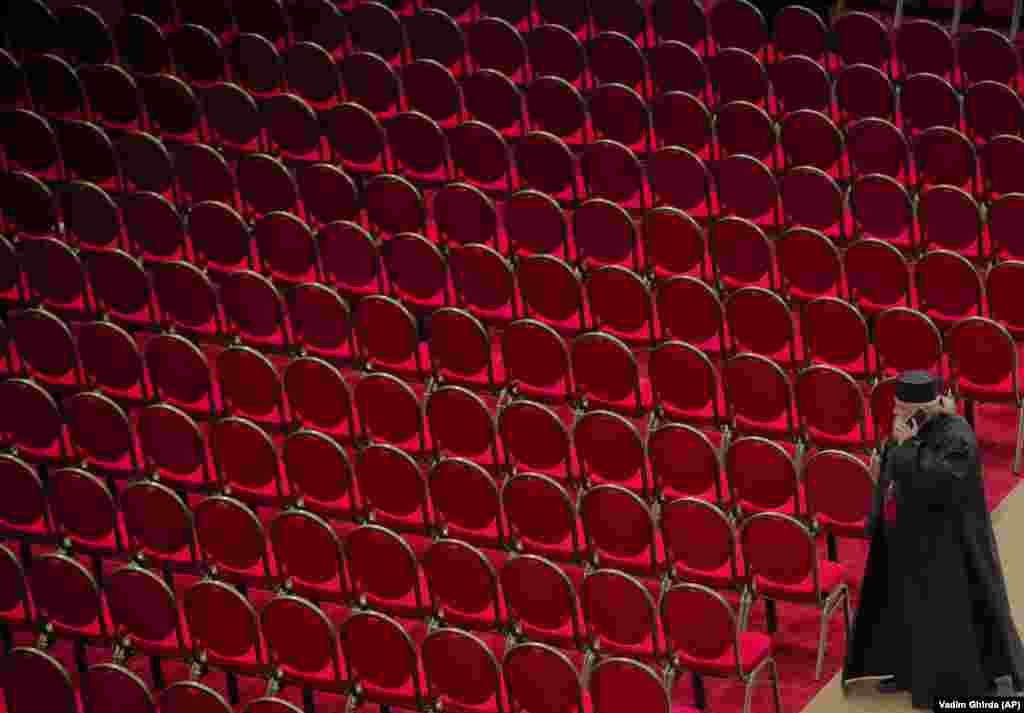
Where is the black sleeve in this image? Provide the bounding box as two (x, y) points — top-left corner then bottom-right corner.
(903, 433), (974, 510)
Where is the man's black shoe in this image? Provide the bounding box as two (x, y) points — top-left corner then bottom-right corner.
(877, 678), (909, 694)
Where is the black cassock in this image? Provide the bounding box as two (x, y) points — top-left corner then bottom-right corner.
(843, 413), (1024, 708)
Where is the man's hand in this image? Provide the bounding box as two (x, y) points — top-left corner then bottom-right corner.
(892, 415), (919, 445)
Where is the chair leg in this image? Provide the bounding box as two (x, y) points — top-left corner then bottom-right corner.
(770, 657), (783, 713)
(815, 600), (830, 680)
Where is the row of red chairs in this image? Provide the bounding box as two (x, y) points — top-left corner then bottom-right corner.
(6, 501), (851, 713)
(9, 0), (1024, 99)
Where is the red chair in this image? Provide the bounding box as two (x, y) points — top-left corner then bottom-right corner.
(739, 512), (850, 680)
(317, 221), (385, 300)
(503, 642), (588, 713)
(426, 384), (501, 469)
(216, 345), (287, 428)
(516, 131), (581, 206)
(850, 173), (916, 253)
(502, 473), (585, 563)
(988, 193), (1024, 260)
(194, 495), (274, 586)
(781, 167), (848, 242)
(581, 140), (648, 210)
(516, 255), (588, 334)
(581, 484), (663, 577)
(81, 663), (156, 713)
(252, 212), (319, 287)
(2, 648), (77, 713)
(355, 443), (433, 535)
(462, 69), (527, 139)
(773, 5), (830, 64)
(716, 100), (777, 167)
(574, 411), (650, 498)
(588, 31), (649, 98)
(428, 307), (502, 391)
(724, 286), (798, 368)
(527, 76), (588, 145)
(722, 353), (799, 443)
(589, 83), (653, 153)
(18, 238), (92, 320)
(958, 26), (1020, 90)
(965, 81), (1024, 144)
(895, 19), (955, 80)
(429, 457), (505, 548)
(149, 262), (225, 340)
(8, 308), (83, 390)
(873, 306), (945, 380)
(296, 164), (359, 230)
(648, 422), (727, 506)
(919, 185), (986, 261)
(655, 277), (726, 355)
(0, 377), (68, 463)
(946, 317), (1024, 473)
(795, 364), (872, 453)
(281, 429), (357, 520)
(259, 594), (349, 696)
(801, 297), (873, 379)
(982, 135), (1024, 199)
(47, 466), (125, 557)
(354, 295), (429, 379)
(643, 206), (710, 282)
(323, 102), (391, 174)
(500, 554), (586, 650)
(914, 250), (986, 332)
(528, 24), (586, 85)
(136, 403), (213, 490)
(652, 91), (713, 160)
(585, 266), (656, 347)
(387, 111), (454, 184)
(777, 228), (844, 304)
(649, 340), (725, 431)
(501, 319), (574, 404)
(383, 232), (451, 309)
(449, 243), (519, 325)
(591, 657), (689, 713)
(345, 524), (431, 618)
(987, 260), (1024, 340)
(846, 117), (911, 182)
(900, 73), (960, 136)
(709, 48), (769, 109)
(434, 183), (500, 250)
(209, 416), (286, 505)
(803, 449), (874, 560)
(64, 390), (142, 476)
(172, 143), (238, 211)
(469, 17), (528, 82)
(726, 435), (803, 518)
(339, 610), (429, 712)
(710, 216), (776, 292)
(571, 332), (650, 416)
(573, 198), (640, 271)
(30, 550), (112, 641)
(269, 508), (348, 603)
(159, 681), (232, 713)
(422, 627), (507, 713)
(348, 2), (407, 64)
(771, 56), (832, 117)
(423, 539), (506, 633)
(715, 154), (780, 229)
(834, 10), (893, 72)
(505, 189), (570, 259)
(105, 562), (185, 660)
(843, 237), (913, 316)
(660, 583), (780, 713)
(648, 145), (715, 220)
(0, 453), (49, 540)
(581, 568), (665, 662)
(660, 497), (746, 595)
(120, 479), (197, 568)
(498, 399), (574, 482)
(364, 174), (427, 238)
(283, 356), (356, 440)
(835, 64), (895, 127)
(403, 60), (464, 129)
(915, 126), (978, 193)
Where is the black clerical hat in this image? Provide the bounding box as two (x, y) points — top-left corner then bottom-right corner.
(895, 370), (940, 403)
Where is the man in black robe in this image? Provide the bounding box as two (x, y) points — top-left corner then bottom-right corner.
(843, 371), (1024, 708)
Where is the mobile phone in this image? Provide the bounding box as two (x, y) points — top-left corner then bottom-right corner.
(906, 409), (928, 431)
